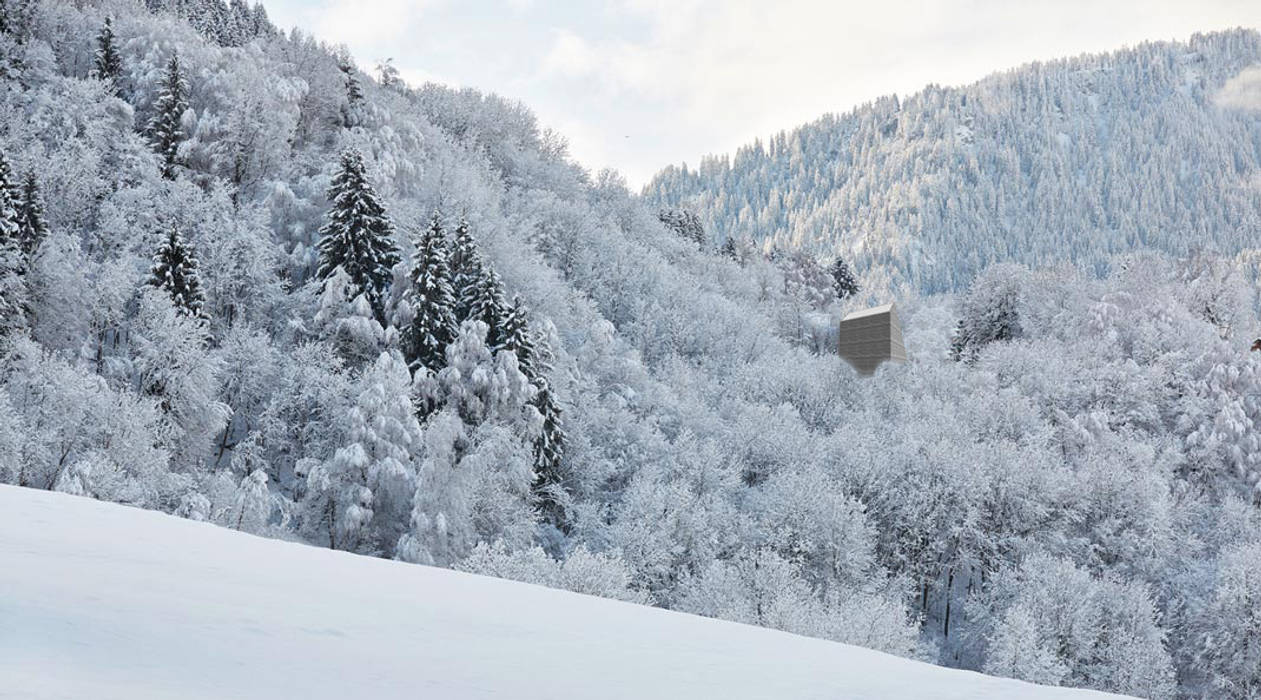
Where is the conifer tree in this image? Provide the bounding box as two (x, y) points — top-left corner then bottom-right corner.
(400, 211), (457, 374)
(830, 257), (860, 300)
(316, 150), (400, 322)
(470, 265), (508, 350)
(496, 294), (568, 527)
(94, 17), (124, 93)
(147, 53), (189, 180)
(149, 227), (206, 319)
(0, 154), (26, 337)
(531, 355), (568, 528)
(338, 56), (362, 128)
(499, 295), (538, 379)
(449, 217), (482, 321)
(16, 171), (45, 259)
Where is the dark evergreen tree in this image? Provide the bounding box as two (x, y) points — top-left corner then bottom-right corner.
(493, 292), (569, 528)
(400, 211), (457, 374)
(338, 56), (362, 128)
(149, 227), (207, 319)
(0, 155), (26, 337)
(720, 237), (738, 261)
(147, 54), (189, 180)
(499, 295), (538, 379)
(248, 3), (273, 37)
(526, 325), (567, 529)
(658, 207), (705, 247)
(94, 17), (124, 93)
(15, 170), (45, 259)
(469, 265), (508, 351)
(449, 217), (483, 321)
(830, 257), (860, 300)
(316, 150), (400, 322)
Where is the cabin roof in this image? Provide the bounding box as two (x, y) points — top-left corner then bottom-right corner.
(841, 303), (895, 322)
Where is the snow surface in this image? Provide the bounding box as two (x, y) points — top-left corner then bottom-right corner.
(0, 486), (1133, 700)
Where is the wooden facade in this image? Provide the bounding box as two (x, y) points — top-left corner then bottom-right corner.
(838, 303), (907, 375)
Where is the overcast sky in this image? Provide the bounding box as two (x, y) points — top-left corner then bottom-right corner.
(263, 0), (1261, 188)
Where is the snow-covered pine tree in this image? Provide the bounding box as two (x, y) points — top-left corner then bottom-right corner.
(470, 265), (508, 351)
(338, 55), (362, 128)
(499, 295), (538, 379)
(658, 207), (705, 247)
(316, 149), (400, 323)
(400, 211), (457, 375)
(830, 257), (860, 300)
(149, 227), (207, 319)
(147, 53), (189, 180)
(0, 154), (25, 338)
(16, 171), (45, 259)
(377, 57), (400, 90)
(93, 17), (123, 93)
(449, 217), (482, 321)
(532, 375), (567, 527)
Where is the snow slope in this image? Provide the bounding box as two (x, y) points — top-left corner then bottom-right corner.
(0, 486), (1132, 700)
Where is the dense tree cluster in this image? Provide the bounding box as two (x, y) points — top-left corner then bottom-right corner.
(1, 4), (1260, 698)
(644, 29), (1261, 296)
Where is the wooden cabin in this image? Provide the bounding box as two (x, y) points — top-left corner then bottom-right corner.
(838, 303), (907, 375)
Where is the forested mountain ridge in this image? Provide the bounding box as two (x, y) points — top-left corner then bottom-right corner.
(644, 29), (1261, 294)
(2, 3), (1261, 699)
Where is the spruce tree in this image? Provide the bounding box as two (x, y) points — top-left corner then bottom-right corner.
(0, 154), (26, 337)
(147, 53), (189, 180)
(830, 257), (860, 300)
(499, 295), (538, 379)
(316, 150), (400, 323)
(449, 217), (482, 321)
(16, 171), (45, 259)
(496, 294), (568, 527)
(528, 328), (567, 529)
(338, 56), (362, 128)
(94, 17), (124, 93)
(469, 265), (507, 351)
(149, 227), (207, 319)
(400, 211), (457, 374)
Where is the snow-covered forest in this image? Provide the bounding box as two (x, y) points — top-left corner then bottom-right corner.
(644, 30), (1261, 296)
(2, 2), (1260, 698)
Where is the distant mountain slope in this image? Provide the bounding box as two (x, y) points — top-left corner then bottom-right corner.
(643, 30), (1261, 293)
(0, 486), (1133, 700)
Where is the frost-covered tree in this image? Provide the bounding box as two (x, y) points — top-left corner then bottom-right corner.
(449, 217), (483, 322)
(300, 350), (421, 553)
(950, 263), (1024, 362)
(15, 171), (45, 259)
(971, 555), (1176, 699)
(147, 53), (190, 179)
(469, 265), (508, 351)
(658, 207), (704, 247)
(93, 17), (123, 93)
(830, 257), (860, 300)
(337, 55), (362, 128)
(316, 150), (400, 322)
(148, 227), (207, 319)
(313, 266), (385, 368)
(0, 155), (26, 337)
(399, 211), (457, 375)
(1186, 543), (1261, 698)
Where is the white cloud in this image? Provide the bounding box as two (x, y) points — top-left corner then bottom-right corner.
(1216, 65), (1261, 112)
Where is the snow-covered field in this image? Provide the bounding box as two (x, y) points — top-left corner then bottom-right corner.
(0, 486), (1132, 700)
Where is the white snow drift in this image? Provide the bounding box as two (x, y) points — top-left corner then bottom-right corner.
(0, 486), (1132, 700)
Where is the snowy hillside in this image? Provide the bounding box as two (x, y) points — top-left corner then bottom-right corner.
(644, 30), (1261, 294)
(3, 2), (1261, 698)
(0, 486), (1131, 700)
